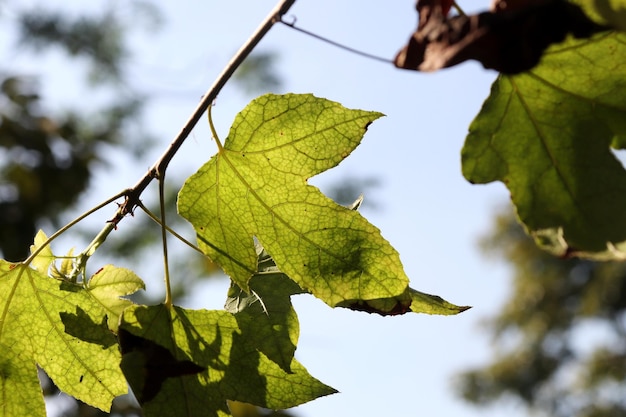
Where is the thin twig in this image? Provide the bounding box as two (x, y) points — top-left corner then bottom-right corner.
(279, 18), (394, 64)
(23, 190), (128, 268)
(115, 0), (297, 224)
(136, 201), (204, 255)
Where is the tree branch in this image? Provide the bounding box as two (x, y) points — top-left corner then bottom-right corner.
(113, 0), (296, 223)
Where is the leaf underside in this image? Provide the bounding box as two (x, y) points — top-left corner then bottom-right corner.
(462, 32), (626, 259)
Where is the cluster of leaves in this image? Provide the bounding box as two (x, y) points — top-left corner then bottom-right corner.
(0, 93), (467, 417)
(2, 0), (626, 416)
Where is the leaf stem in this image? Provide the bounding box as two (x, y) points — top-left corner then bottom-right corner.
(208, 104), (224, 152)
(70, 222), (116, 284)
(136, 202), (205, 255)
(158, 174), (173, 308)
(23, 190), (128, 269)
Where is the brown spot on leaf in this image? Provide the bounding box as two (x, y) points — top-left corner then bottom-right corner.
(342, 299), (412, 316)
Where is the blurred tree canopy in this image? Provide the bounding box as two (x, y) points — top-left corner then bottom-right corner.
(0, 2), (160, 415)
(0, 1), (153, 262)
(455, 207), (626, 417)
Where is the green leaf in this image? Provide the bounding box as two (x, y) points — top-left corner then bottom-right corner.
(462, 32), (626, 258)
(0, 261), (128, 415)
(86, 264), (145, 331)
(336, 287), (470, 316)
(409, 289), (471, 315)
(225, 245), (304, 372)
(28, 230), (55, 274)
(178, 93), (410, 309)
(573, 0), (626, 31)
(119, 304), (336, 417)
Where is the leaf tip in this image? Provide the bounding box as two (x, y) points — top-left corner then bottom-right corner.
(457, 305), (472, 313)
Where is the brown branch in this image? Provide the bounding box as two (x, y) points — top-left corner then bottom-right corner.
(113, 0), (296, 224)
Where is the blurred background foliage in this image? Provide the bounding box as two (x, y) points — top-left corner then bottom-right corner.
(455, 207), (626, 417)
(7, 2), (624, 417)
(0, 0), (152, 262)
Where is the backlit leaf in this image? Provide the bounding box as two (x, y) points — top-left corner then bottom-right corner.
(462, 32), (626, 258)
(178, 93), (409, 309)
(225, 245), (304, 372)
(0, 261), (128, 415)
(409, 289), (472, 315)
(86, 264), (145, 331)
(119, 304), (336, 417)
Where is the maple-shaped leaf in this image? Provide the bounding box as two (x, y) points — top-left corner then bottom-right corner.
(0, 261), (128, 415)
(178, 93), (411, 310)
(119, 304), (336, 417)
(462, 32), (626, 258)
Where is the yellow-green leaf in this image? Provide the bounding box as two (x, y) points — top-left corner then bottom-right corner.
(409, 289), (472, 315)
(86, 265), (145, 331)
(0, 261), (127, 415)
(178, 93), (409, 309)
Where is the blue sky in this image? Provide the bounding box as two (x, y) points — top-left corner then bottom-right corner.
(4, 1), (528, 416)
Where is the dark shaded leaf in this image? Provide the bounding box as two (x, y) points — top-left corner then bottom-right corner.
(119, 304), (336, 417)
(118, 328), (205, 404)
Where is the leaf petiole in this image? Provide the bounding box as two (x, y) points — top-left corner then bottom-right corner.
(157, 173), (173, 308)
(136, 201), (205, 255)
(69, 222), (116, 284)
(208, 104), (224, 152)
(24, 190), (128, 274)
